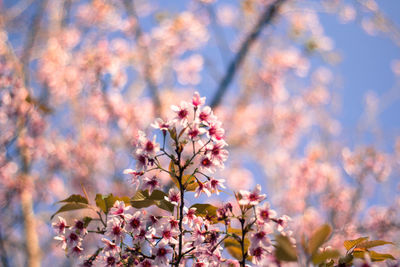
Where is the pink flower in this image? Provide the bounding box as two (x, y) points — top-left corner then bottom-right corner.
(198, 106), (215, 125)
(54, 235), (67, 250)
(151, 118), (171, 132)
(192, 224), (206, 245)
(275, 215), (291, 232)
(188, 122), (206, 141)
(66, 229), (81, 246)
(209, 178), (226, 195)
(139, 259), (155, 267)
(206, 140), (228, 167)
(125, 211), (143, 236)
(137, 132), (160, 157)
(152, 241), (173, 265)
(207, 121), (225, 141)
(239, 184), (266, 206)
(250, 224), (273, 247)
(156, 225), (179, 245)
(134, 153), (148, 171)
(223, 259), (240, 267)
(194, 260), (208, 267)
(249, 245), (270, 266)
(105, 217), (124, 243)
(183, 207), (197, 226)
(73, 219), (88, 236)
(98, 251), (118, 266)
(192, 91), (206, 108)
(256, 202), (277, 224)
(123, 168), (143, 189)
(52, 216), (68, 235)
(141, 176), (160, 195)
(109, 200), (131, 218)
(194, 181), (211, 198)
(168, 217), (179, 230)
(68, 245), (84, 258)
(101, 238), (121, 254)
(171, 101), (191, 126)
(164, 188), (181, 206)
(199, 156), (216, 173)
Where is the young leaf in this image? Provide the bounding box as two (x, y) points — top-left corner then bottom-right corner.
(168, 128), (177, 141)
(224, 228), (252, 261)
(130, 190), (174, 213)
(355, 240), (393, 250)
(130, 190), (148, 201)
(191, 203), (218, 223)
(155, 200), (175, 213)
(182, 174), (198, 191)
(275, 234), (298, 262)
(58, 194), (88, 204)
(368, 251), (396, 261)
(51, 203), (90, 219)
(312, 249), (340, 265)
(148, 190), (168, 201)
(95, 194), (130, 213)
(344, 237), (369, 250)
(82, 216), (92, 228)
(353, 250), (395, 262)
(307, 224), (332, 255)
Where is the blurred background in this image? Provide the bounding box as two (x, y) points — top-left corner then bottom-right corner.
(0, 0), (399, 266)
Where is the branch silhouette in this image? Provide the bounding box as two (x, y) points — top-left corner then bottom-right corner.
(210, 0), (286, 108)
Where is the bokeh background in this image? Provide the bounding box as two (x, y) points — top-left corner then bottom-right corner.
(0, 0), (399, 266)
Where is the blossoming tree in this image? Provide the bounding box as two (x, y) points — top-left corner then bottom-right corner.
(0, 0), (399, 266)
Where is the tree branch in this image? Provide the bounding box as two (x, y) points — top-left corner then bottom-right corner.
(21, 0), (48, 86)
(210, 0), (286, 108)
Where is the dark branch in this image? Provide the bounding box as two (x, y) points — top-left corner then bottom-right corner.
(210, 0), (286, 108)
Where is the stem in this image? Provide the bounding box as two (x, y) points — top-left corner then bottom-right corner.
(210, 0), (286, 108)
(240, 217), (246, 267)
(176, 149), (185, 266)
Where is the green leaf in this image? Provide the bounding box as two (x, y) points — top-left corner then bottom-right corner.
(130, 190), (148, 202)
(353, 250), (395, 262)
(155, 200), (175, 213)
(344, 237), (369, 250)
(169, 160), (178, 177)
(224, 228), (252, 261)
(130, 190), (174, 213)
(82, 217), (92, 228)
(191, 204), (218, 223)
(275, 235), (298, 262)
(312, 249), (340, 265)
(356, 240), (393, 250)
(51, 203), (90, 219)
(168, 128), (177, 141)
(182, 174), (198, 191)
(58, 194), (88, 204)
(368, 251), (396, 261)
(95, 194), (130, 213)
(307, 224), (332, 255)
(168, 160), (199, 191)
(148, 190), (168, 201)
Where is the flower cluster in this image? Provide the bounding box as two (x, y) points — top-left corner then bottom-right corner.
(52, 92), (291, 266)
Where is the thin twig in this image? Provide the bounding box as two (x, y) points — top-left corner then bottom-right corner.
(210, 0), (286, 108)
